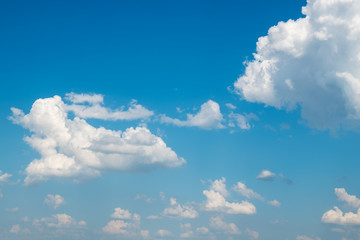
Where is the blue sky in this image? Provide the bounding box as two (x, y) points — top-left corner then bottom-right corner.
(1, 0), (360, 239)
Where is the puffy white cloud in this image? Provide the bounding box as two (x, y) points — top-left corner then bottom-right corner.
(234, 0), (360, 130)
(256, 170), (276, 181)
(0, 170), (11, 183)
(162, 198), (198, 219)
(65, 94), (154, 121)
(209, 216), (240, 235)
(203, 178), (256, 215)
(160, 100), (225, 129)
(111, 208), (133, 219)
(102, 220), (129, 234)
(322, 206), (360, 225)
(228, 113), (251, 130)
(335, 188), (360, 208)
(232, 182), (263, 200)
(210, 177), (229, 197)
(226, 103), (237, 110)
(322, 188), (360, 225)
(10, 95), (185, 184)
(44, 194), (65, 210)
(38, 213), (86, 228)
(10, 224), (21, 234)
(246, 228), (259, 239)
(140, 230), (150, 238)
(268, 200), (281, 207)
(157, 229), (172, 237)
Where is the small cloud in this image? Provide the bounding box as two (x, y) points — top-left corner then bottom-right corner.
(209, 216), (240, 235)
(0, 170), (12, 183)
(10, 224), (21, 234)
(256, 170), (276, 182)
(162, 198), (198, 219)
(232, 182), (263, 200)
(157, 229), (172, 237)
(6, 207), (19, 212)
(268, 200), (281, 207)
(44, 194), (65, 210)
(246, 228), (259, 239)
(225, 103), (237, 110)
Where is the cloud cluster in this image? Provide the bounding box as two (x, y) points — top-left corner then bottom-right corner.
(160, 100), (225, 130)
(209, 216), (240, 235)
(44, 194), (65, 210)
(322, 188), (360, 225)
(232, 182), (263, 200)
(234, 0), (360, 130)
(10, 95), (185, 184)
(162, 198), (198, 219)
(203, 177), (256, 215)
(103, 208), (141, 235)
(34, 213), (86, 229)
(0, 170), (12, 183)
(64, 93), (154, 120)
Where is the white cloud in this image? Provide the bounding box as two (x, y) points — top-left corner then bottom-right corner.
(134, 194), (152, 203)
(196, 227), (209, 235)
(65, 93), (104, 105)
(234, 0), (360, 130)
(160, 100), (225, 129)
(335, 188), (360, 208)
(233, 182), (263, 200)
(296, 236), (321, 240)
(246, 228), (259, 239)
(140, 230), (150, 238)
(162, 198), (198, 219)
(157, 229), (172, 237)
(38, 213), (86, 228)
(322, 188), (360, 225)
(111, 208), (133, 219)
(203, 178), (256, 215)
(322, 206), (360, 225)
(209, 216), (240, 235)
(0, 170), (11, 183)
(10, 224), (21, 234)
(10, 95), (185, 184)
(65, 95), (154, 121)
(44, 194), (65, 210)
(103, 220), (129, 234)
(268, 200), (281, 207)
(210, 177), (229, 197)
(226, 103), (237, 110)
(6, 207), (19, 212)
(256, 170), (276, 181)
(228, 113), (251, 130)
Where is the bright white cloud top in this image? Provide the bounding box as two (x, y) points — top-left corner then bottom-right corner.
(234, 0), (360, 130)
(10, 95), (185, 184)
(44, 194), (65, 210)
(322, 188), (360, 225)
(160, 100), (225, 129)
(162, 198), (198, 219)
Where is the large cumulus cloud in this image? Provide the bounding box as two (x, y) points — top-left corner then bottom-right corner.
(234, 0), (360, 130)
(10, 95), (185, 184)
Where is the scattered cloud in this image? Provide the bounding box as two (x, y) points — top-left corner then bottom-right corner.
(44, 194), (65, 210)
(162, 198), (198, 219)
(10, 95), (185, 184)
(5, 207), (19, 212)
(157, 229), (173, 237)
(35, 213), (86, 229)
(232, 182), (263, 200)
(296, 235), (321, 240)
(209, 216), (240, 235)
(0, 170), (12, 183)
(322, 188), (360, 225)
(111, 208), (133, 219)
(134, 194), (153, 203)
(160, 100), (225, 130)
(203, 177), (256, 215)
(234, 0), (360, 130)
(102, 220), (130, 234)
(140, 230), (150, 238)
(335, 188), (360, 208)
(268, 200), (281, 207)
(10, 224), (21, 234)
(246, 228), (259, 239)
(256, 170), (276, 181)
(64, 93), (154, 120)
(103, 208), (140, 235)
(226, 103), (237, 110)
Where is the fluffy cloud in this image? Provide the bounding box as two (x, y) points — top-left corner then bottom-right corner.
(64, 93), (154, 120)
(0, 170), (11, 183)
(268, 200), (281, 207)
(162, 198), (198, 219)
(44, 194), (65, 210)
(234, 0), (360, 130)
(6, 207), (19, 212)
(335, 188), (360, 208)
(10, 95), (185, 184)
(322, 188), (360, 225)
(246, 228), (259, 239)
(36, 213), (86, 229)
(256, 170), (276, 181)
(103, 208), (140, 235)
(160, 100), (225, 129)
(157, 229), (172, 237)
(209, 216), (240, 235)
(232, 182), (263, 200)
(10, 224), (21, 234)
(203, 177), (256, 215)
